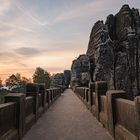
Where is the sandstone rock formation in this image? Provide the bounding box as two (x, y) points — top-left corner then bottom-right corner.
(64, 70), (71, 88)
(71, 54), (90, 87)
(51, 73), (65, 88)
(86, 4), (140, 98)
(86, 20), (113, 88)
(51, 70), (71, 88)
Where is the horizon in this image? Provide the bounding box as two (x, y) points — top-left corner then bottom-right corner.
(0, 0), (140, 82)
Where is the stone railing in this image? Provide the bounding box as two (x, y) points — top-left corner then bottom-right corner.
(0, 83), (63, 140)
(75, 81), (140, 140)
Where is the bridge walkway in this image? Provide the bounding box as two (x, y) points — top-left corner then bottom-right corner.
(23, 89), (112, 140)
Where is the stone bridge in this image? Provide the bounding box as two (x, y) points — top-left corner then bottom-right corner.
(0, 4), (140, 140)
(0, 83), (111, 140)
(0, 82), (140, 140)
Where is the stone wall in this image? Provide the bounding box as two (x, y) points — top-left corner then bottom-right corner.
(75, 81), (140, 140)
(0, 83), (63, 140)
(0, 102), (18, 140)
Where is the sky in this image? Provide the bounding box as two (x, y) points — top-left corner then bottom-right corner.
(0, 0), (140, 82)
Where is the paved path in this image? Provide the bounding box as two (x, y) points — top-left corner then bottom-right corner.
(23, 89), (112, 140)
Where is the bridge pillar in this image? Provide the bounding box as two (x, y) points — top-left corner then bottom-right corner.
(106, 90), (126, 137)
(38, 84), (46, 112)
(95, 81), (108, 120)
(88, 82), (95, 107)
(26, 83), (39, 121)
(5, 93), (26, 140)
(135, 96), (140, 140)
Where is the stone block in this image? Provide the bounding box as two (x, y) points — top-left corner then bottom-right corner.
(5, 93), (26, 139)
(106, 90), (126, 137)
(26, 83), (39, 121)
(95, 81), (108, 120)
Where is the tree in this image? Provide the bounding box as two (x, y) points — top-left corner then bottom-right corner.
(5, 73), (30, 92)
(21, 76), (30, 84)
(5, 74), (18, 86)
(5, 73), (30, 85)
(33, 67), (51, 88)
(0, 78), (2, 87)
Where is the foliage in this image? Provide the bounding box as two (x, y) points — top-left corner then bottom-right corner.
(5, 73), (31, 93)
(0, 93), (4, 104)
(5, 73), (30, 85)
(50, 73), (66, 88)
(0, 78), (2, 87)
(33, 67), (51, 88)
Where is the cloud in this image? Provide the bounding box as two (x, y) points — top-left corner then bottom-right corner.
(0, 52), (14, 57)
(17, 62), (28, 67)
(4, 23), (34, 33)
(47, 67), (67, 73)
(0, 51), (23, 65)
(54, 0), (140, 23)
(15, 47), (41, 56)
(15, 2), (50, 26)
(0, 21), (34, 36)
(0, 0), (139, 82)
(54, 0), (106, 22)
(0, 0), (11, 15)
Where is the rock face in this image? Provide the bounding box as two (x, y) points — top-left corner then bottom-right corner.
(51, 73), (65, 88)
(86, 21), (113, 88)
(71, 54), (90, 88)
(51, 70), (71, 88)
(86, 4), (140, 98)
(64, 70), (71, 88)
